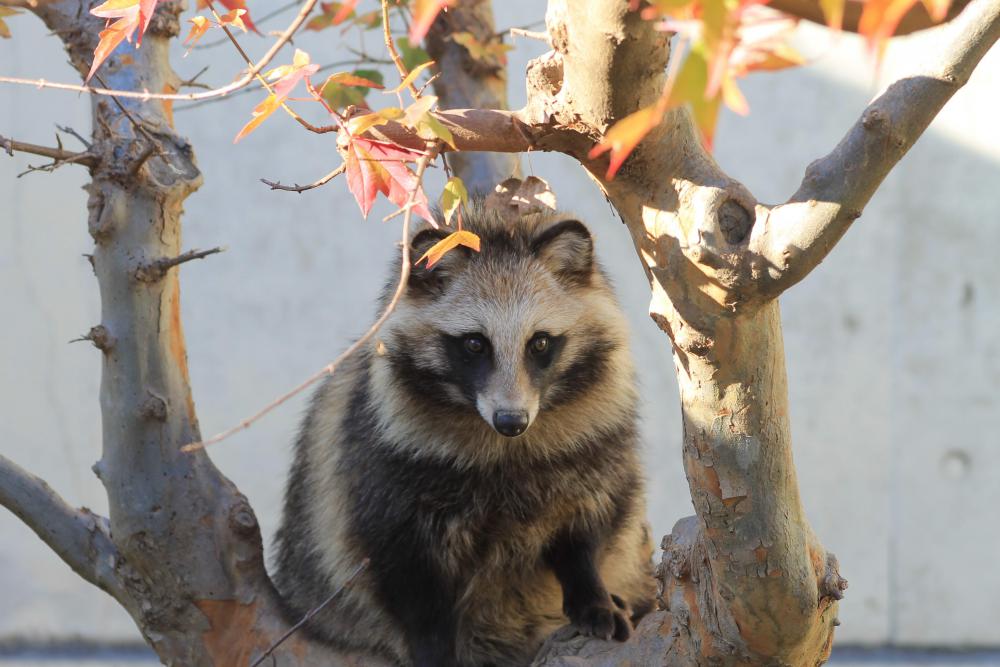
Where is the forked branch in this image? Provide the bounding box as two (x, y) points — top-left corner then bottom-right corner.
(755, 0), (1000, 297)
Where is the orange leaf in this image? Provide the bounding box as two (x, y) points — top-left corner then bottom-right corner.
(409, 0), (452, 43)
(858, 0), (920, 50)
(819, 0), (845, 30)
(183, 15), (211, 53)
(0, 7), (21, 38)
(587, 103), (667, 180)
(922, 0), (952, 21)
(196, 0), (259, 34)
(417, 230), (481, 268)
(234, 93), (280, 142)
(323, 71), (385, 89)
(86, 13), (141, 82)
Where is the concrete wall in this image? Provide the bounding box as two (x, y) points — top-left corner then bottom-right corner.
(1, 1), (998, 654)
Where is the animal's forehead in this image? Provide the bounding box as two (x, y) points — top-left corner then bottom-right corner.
(427, 265), (583, 337)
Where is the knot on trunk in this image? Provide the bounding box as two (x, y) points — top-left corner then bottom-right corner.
(820, 553), (848, 602)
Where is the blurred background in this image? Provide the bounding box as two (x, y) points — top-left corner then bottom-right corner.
(1, 1), (998, 665)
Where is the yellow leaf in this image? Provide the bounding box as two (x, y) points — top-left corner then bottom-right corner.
(721, 75), (748, 115)
(349, 113), (388, 136)
(819, 0), (845, 30)
(921, 0), (951, 21)
(417, 230), (481, 268)
(218, 8), (248, 32)
(387, 60), (435, 94)
(234, 94), (280, 143)
(0, 7), (20, 39)
(441, 177), (468, 227)
(323, 72), (385, 89)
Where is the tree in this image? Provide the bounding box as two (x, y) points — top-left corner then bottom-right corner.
(0, 0), (997, 665)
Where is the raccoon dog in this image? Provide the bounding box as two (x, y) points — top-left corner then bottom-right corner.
(274, 203), (655, 667)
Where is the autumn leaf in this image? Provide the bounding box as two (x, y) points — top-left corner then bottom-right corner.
(184, 15), (212, 52)
(417, 230), (481, 268)
(236, 49), (318, 142)
(451, 31), (513, 65)
(409, 0), (452, 43)
(340, 134), (434, 222)
(858, 0), (936, 49)
(819, 0), (845, 30)
(403, 96), (456, 148)
(323, 71), (385, 89)
(398, 38), (431, 71)
(306, 1), (358, 30)
(196, 0), (259, 34)
(441, 176), (468, 227)
(347, 107), (403, 136)
(234, 94), (280, 143)
(0, 7), (21, 39)
(321, 69), (385, 109)
(670, 47), (722, 150)
(387, 60), (436, 94)
(922, 0), (952, 21)
(87, 0), (143, 82)
(588, 102), (668, 180)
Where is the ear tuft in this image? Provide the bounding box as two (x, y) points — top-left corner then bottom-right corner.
(408, 227), (472, 296)
(531, 219), (594, 285)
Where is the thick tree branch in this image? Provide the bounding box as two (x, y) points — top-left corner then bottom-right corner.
(755, 0), (1000, 297)
(770, 0), (972, 35)
(0, 454), (124, 601)
(424, 0), (521, 192)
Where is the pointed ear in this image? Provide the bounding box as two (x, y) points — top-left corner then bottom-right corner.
(531, 219), (594, 285)
(408, 227), (473, 296)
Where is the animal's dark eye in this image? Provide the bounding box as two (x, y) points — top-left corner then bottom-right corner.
(529, 333), (550, 355)
(464, 335), (487, 354)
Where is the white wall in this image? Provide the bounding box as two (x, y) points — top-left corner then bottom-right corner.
(1, 2), (998, 649)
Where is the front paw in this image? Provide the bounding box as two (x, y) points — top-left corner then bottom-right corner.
(568, 599), (632, 642)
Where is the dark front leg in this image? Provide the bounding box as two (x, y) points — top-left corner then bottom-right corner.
(544, 532), (632, 642)
(370, 549), (462, 667)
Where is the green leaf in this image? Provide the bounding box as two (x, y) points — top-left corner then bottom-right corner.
(398, 37), (431, 72)
(441, 176), (468, 226)
(321, 69), (385, 110)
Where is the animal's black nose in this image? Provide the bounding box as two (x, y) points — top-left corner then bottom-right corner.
(493, 410), (529, 437)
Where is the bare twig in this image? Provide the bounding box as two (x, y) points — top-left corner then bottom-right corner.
(509, 28), (549, 42)
(0, 454), (124, 600)
(134, 247), (225, 283)
(381, 0), (419, 97)
(92, 73), (170, 167)
(1, 133), (97, 167)
(0, 0), (320, 102)
(249, 558), (371, 667)
(183, 143), (443, 452)
(177, 65), (211, 90)
(55, 125), (91, 149)
(261, 164), (346, 193)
